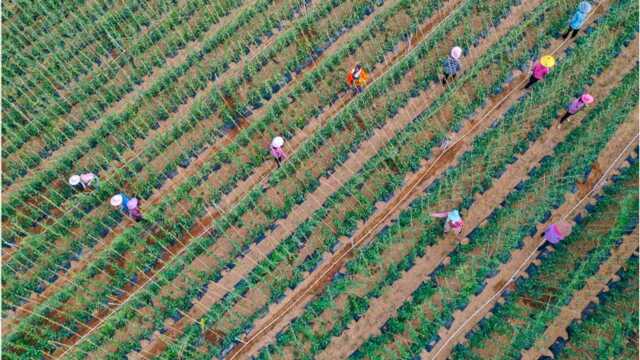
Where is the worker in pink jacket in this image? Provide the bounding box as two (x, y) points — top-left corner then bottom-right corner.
(431, 209), (464, 235)
(524, 55), (555, 89)
(270, 136), (287, 168)
(558, 93), (594, 127)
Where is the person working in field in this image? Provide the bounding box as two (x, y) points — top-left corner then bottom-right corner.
(524, 55), (555, 89)
(538, 220), (573, 250)
(563, 1), (592, 39)
(558, 93), (594, 128)
(270, 136), (287, 168)
(68, 172), (98, 191)
(111, 194), (143, 221)
(347, 63), (368, 94)
(431, 209), (464, 235)
(441, 46), (462, 85)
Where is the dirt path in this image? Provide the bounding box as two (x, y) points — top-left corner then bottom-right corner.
(2, 0), (258, 197)
(423, 109), (639, 359)
(223, 0), (574, 357)
(520, 228), (639, 360)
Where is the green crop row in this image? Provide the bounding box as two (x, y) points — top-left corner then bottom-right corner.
(53, 0), (460, 358)
(157, 0), (549, 356)
(2, 0), (382, 310)
(3, 0), (430, 354)
(257, 4), (635, 358)
(452, 160), (639, 359)
(2, 0), (97, 67)
(352, 28), (639, 360)
(2, 0), (277, 184)
(2, 0), (245, 160)
(556, 255), (639, 360)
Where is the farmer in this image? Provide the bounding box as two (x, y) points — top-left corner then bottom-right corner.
(538, 220), (573, 250)
(524, 55), (555, 89)
(558, 93), (594, 128)
(270, 136), (287, 168)
(441, 46), (462, 85)
(431, 209), (464, 235)
(347, 63), (368, 94)
(563, 1), (592, 39)
(69, 172), (98, 191)
(111, 194), (143, 221)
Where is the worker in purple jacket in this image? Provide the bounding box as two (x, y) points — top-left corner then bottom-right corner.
(525, 55), (555, 89)
(558, 93), (594, 128)
(538, 221), (573, 250)
(270, 136), (287, 168)
(563, 2), (592, 39)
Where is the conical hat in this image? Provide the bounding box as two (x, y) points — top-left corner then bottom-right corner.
(271, 136), (284, 148)
(556, 221), (573, 237)
(450, 46), (462, 60)
(68, 175), (81, 186)
(110, 194), (123, 207)
(540, 55), (555, 68)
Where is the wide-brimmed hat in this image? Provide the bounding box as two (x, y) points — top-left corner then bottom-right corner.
(540, 55), (555, 68)
(451, 46), (462, 60)
(110, 194), (123, 207)
(68, 175), (81, 186)
(271, 136), (284, 148)
(556, 221), (573, 237)
(581, 93), (594, 104)
(127, 198), (139, 210)
(579, 1), (592, 13)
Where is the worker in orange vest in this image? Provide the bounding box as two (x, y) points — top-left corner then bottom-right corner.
(347, 63), (368, 94)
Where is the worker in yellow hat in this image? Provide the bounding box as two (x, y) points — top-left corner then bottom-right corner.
(525, 55), (555, 89)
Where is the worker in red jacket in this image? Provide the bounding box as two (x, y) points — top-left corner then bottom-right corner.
(347, 63), (368, 94)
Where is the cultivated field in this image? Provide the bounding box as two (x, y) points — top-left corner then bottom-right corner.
(1, 0), (638, 359)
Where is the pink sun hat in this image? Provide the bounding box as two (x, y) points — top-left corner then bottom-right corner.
(450, 46), (462, 60)
(80, 173), (95, 183)
(127, 198), (139, 210)
(581, 93), (594, 104)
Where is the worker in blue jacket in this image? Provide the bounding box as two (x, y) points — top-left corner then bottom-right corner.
(563, 1), (592, 39)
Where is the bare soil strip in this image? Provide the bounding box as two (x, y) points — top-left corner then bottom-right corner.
(520, 228), (639, 360)
(224, 1), (579, 356)
(424, 107), (639, 359)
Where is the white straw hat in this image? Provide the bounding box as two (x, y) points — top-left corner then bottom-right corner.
(110, 194), (123, 207)
(68, 175), (81, 186)
(271, 136), (284, 148)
